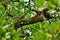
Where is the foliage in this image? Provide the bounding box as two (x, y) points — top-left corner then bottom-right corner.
(0, 0), (60, 40)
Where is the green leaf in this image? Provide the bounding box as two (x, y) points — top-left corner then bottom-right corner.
(51, 0), (58, 5)
(34, 0), (44, 9)
(48, 0), (58, 9)
(0, 28), (6, 37)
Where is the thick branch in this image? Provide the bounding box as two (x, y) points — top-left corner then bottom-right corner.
(14, 8), (57, 38)
(14, 15), (44, 30)
(14, 8), (56, 30)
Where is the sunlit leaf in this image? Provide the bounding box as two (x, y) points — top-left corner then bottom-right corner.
(33, 0), (44, 9)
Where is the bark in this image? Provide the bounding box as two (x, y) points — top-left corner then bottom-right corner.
(14, 8), (57, 38)
(14, 8), (52, 30)
(14, 15), (44, 38)
(14, 15), (44, 30)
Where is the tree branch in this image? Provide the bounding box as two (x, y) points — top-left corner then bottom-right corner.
(14, 8), (57, 38)
(14, 15), (44, 30)
(14, 8), (57, 29)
